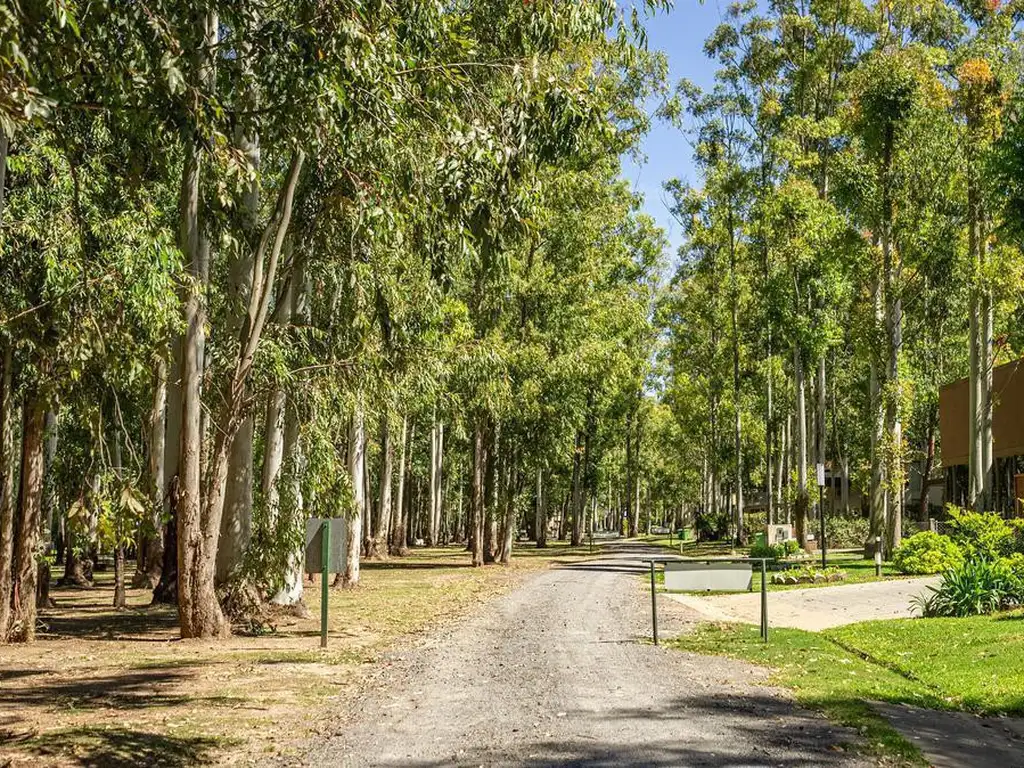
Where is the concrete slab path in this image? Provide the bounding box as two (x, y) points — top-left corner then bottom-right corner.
(664, 576), (939, 631)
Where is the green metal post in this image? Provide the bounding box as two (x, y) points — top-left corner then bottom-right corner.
(760, 558), (768, 643)
(320, 519), (330, 648)
(649, 560), (659, 646)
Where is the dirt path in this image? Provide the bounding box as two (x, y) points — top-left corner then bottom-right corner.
(664, 576), (939, 631)
(302, 541), (867, 767)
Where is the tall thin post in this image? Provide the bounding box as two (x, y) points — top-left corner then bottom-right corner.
(820, 483), (827, 569)
(320, 520), (330, 648)
(649, 561), (659, 646)
(760, 559), (768, 643)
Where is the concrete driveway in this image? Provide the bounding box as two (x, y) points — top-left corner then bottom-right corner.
(664, 576), (939, 631)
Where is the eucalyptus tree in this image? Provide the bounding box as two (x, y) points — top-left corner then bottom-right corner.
(946, 0), (1020, 510)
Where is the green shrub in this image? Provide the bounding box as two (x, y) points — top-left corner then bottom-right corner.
(1010, 518), (1024, 553)
(770, 564), (846, 584)
(750, 539), (801, 560)
(892, 532), (964, 575)
(825, 515), (869, 548)
(915, 558), (1021, 617)
(1003, 552), (1024, 590)
(749, 541), (785, 560)
(947, 506), (1015, 559)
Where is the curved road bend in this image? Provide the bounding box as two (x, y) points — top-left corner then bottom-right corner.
(305, 540), (868, 767)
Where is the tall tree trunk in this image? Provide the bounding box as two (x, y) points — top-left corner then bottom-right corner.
(881, 128), (903, 552)
(153, 338), (182, 604)
(36, 409), (57, 609)
(341, 409), (364, 587)
(483, 424), (498, 563)
(219, 73), (261, 588)
(981, 284), (993, 508)
(11, 391), (45, 642)
(535, 468), (547, 548)
(868, 277), (886, 552)
(794, 344), (808, 544)
(176, 7), (224, 640)
(0, 344), (17, 641)
(625, 407), (635, 536)
(470, 421), (485, 566)
(361, 436), (371, 556)
(885, 289), (903, 551)
(179, 145), (303, 635)
(570, 430), (584, 547)
(113, 421), (127, 611)
(776, 408), (787, 518)
(369, 414), (393, 559)
(390, 416), (409, 555)
(256, 268), (292, 554)
(967, 148), (993, 510)
(0, 130), (8, 228)
(919, 407), (936, 522)
(498, 453), (516, 564)
(815, 355), (826, 536)
(134, 361), (166, 588)
(729, 212), (744, 544)
(428, 419), (440, 546)
(631, 408), (642, 537)
(270, 383), (306, 607)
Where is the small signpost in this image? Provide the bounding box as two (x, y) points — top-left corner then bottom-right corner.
(642, 556), (771, 645)
(816, 462), (827, 569)
(304, 518), (346, 648)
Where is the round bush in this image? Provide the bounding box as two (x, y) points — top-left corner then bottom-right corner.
(947, 506), (1016, 560)
(892, 532), (964, 575)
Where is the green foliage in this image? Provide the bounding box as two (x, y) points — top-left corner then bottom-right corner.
(825, 516), (869, 549)
(770, 564), (846, 584)
(915, 558), (1022, 617)
(892, 532), (965, 575)
(749, 540), (785, 559)
(751, 538), (802, 559)
(947, 506), (1017, 560)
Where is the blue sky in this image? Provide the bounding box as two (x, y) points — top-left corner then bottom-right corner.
(622, 1), (730, 260)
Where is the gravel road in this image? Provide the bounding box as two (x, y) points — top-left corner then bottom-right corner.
(304, 541), (868, 767)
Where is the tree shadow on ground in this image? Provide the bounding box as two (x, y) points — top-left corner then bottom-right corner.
(38, 603), (179, 640)
(373, 690), (865, 767)
(0, 669), (207, 711)
(359, 560), (474, 571)
(557, 562), (648, 575)
(15, 726), (221, 767)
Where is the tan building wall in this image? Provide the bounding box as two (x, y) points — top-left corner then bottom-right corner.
(940, 358), (1024, 468)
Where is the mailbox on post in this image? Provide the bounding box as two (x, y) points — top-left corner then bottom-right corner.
(304, 518), (346, 648)
(304, 518), (347, 573)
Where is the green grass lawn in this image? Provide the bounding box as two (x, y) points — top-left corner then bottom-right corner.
(670, 611), (1024, 766)
(752, 556), (905, 592)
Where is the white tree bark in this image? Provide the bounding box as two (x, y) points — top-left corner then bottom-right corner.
(389, 415), (408, 555)
(794, 344), (808, 544)
(342, 408), (364, 586)
(271, 264), (307, 605)
(429, 419), (444, 545)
